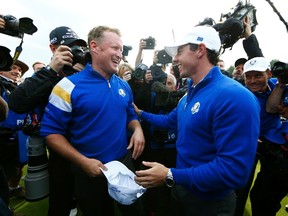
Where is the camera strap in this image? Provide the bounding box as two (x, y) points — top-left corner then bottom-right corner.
(12, 37), (23, 63)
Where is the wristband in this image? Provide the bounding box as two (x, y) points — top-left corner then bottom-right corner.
(46, 65), (57, 75)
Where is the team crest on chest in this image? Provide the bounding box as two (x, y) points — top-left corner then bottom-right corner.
(118, 89), (126, 97)
(191, 102), (200, 114)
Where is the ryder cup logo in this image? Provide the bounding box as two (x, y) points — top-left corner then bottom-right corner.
(119, 89), (126, 97)
(191, 102), (200, 114)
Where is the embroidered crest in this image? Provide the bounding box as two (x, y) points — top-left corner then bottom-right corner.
(191, 102), (200, 114)
(119, 89), (126, 97)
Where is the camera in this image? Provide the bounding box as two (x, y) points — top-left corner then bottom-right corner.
(70, 45), (91, 66)
(272, 61), (288, 84)
(122, 45), (132, 57)
(157, 49), (172, 65)
(132, 63), (148, 80)
(0, 46), (13, 71)
(143, 36), (155, 49)
(61, 45), (91, 76)
(0, 14), (38, 38)
(150, 65), (167, 82)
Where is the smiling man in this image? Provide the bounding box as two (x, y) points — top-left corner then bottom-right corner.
(134, 25), (260, 216)
(243, 57), (288, 216)
(0, 60), (29, 84)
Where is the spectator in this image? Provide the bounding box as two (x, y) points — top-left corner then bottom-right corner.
(231, 58), (247, 85)
(134, 25), (260, 216)
(217, 59), (231, 77)
(133, 69), (181, 215)
(0, 60), (29, 198)
(32, 61), (46, 72)
(243, 57), (288, 216)
(40, 25), (145, 216)
(0, 60), (29, 215)
(217, 59), (225, 70)
(117, 62), (134, 82)
(8, 26), (87, 216)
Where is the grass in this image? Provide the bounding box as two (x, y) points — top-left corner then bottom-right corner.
(11, 162), (288, 216)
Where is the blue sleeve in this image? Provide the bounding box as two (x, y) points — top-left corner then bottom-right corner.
(141, 107), (177, 130)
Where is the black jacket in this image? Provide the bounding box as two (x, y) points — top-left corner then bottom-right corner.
(243, 34), (264, 59)
(8, 67), (61, 114)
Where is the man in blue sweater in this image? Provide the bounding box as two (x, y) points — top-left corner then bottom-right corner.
(134, 25), (260, 216)
(40, 26), (145, 216)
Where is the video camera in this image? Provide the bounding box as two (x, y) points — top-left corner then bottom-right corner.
(197, 1), (258, 51)
(272, 61), (288, 84)
(0, 14), (38, 38)
(143, 36), (155, 49)
(216, 1), (257, 50)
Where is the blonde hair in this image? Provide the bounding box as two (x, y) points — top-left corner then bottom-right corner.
(87, 26), (121, 47)
(117, 62), (134, 78)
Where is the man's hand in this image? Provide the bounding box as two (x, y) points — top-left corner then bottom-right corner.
(242, 16), (252, 39)
(49, 45), (73, 73)
(135, 161), (169, 188)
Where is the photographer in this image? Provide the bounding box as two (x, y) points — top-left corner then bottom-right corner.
(8, 26), (87, 216)
(266, 61), (288, 117)
(134, 37), (156, 67)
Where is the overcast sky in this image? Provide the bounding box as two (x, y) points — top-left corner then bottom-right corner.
(1, 0), (288, 78)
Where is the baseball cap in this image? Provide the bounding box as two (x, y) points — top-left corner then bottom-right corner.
(243, 57), (271, 74)
(100, 160), (146, 205)
(13, 60), (29, 76)
(164, 26), (221, 57)
(234, 58), (247, 67)
(49, 26), (87, 46)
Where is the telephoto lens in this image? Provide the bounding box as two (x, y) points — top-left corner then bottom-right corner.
(24, 135), (49, 201)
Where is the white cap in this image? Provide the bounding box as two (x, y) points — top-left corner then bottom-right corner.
(164, 26), (221, 57)
(100, 161), (146, 205)
(243, 57), (271, 74)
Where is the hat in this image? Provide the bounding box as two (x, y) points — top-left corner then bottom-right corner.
(49, 26), (87, 46)
(243, 57), (271, 74)
(100, 161), (146, 205)
(234, 58), (247, 67)
(164, 26), (221, 57)
(13, 60), (29, 76)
